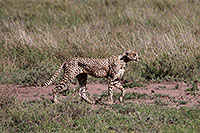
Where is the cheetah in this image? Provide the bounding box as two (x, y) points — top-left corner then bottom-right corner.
(42, 51), (140, 104)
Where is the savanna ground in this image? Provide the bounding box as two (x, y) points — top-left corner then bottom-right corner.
(0, 0), (200, 132)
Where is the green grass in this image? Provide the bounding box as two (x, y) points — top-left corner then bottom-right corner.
(154, 100), (169, 106)
(153, 93), (171, 98)
(122, 82), (146, 88)
(0, 92), (199, 132)
(1, 0), (200, 85)
(95, 91), (149, 102)
(185, 81), (199, 92)
(171, 84), (179, 90)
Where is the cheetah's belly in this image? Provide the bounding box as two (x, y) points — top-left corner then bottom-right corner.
(88, 69), (108, 78)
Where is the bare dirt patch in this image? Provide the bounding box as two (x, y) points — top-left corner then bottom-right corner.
(0, 82), (199, 108)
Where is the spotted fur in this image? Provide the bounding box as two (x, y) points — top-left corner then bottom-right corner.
(42, 51), (140, 104)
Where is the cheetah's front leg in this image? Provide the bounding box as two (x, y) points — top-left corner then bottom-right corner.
(107, 82), (114, 104)
(108, 80), (125, 104)
(114, 81), (125, 102)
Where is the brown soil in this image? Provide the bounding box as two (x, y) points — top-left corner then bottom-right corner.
(0, 82), (199, 108)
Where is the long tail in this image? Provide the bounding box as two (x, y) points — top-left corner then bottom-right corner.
(42, 63), (66, 86)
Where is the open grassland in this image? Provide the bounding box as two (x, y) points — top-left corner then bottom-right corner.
(1, 0), (200, 85)
(0, 1), (200, 132)
(0, 90), (200, 132)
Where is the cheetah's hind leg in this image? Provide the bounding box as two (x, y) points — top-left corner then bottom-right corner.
(52, 81), (69, 103)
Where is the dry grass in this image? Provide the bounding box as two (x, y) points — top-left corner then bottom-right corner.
(0, 0), (200, 85)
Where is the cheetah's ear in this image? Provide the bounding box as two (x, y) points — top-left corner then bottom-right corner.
(124, 51), (130, 56)
(124, 51), (137, 56)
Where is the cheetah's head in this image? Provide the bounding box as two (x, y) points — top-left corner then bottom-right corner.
(122, 51), (140, 62)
